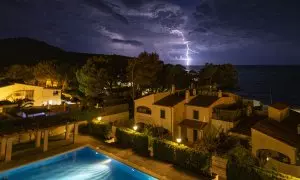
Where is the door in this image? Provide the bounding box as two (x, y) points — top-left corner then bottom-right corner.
(193, 130), (198, 142)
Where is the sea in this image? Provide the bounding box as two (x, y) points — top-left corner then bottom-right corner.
(188, 65), (300, 107)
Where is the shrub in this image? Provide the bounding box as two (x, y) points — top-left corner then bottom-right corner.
(116, 128), (149, 156)
(190, 150), (211, 174)
(227, 145), (264, 180)
(152, 139), (211, 174)
(116, 128), (133, 147)
(174, 146), (190, 167)
(153, 139), (175, 163)
(132, 133), (149, 156)
(89, 121), (112, 139)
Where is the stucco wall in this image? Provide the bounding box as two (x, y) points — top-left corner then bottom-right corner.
(185, 105), (211, 122)
(152, 105), (172, 133)
(134, 92), (175, 133)
(251, 128), (297, 164)
(265, 158), (300, 178)
(185, 96), (236, 123)
(173, 101), (186, 137)
(134, 94), (155, 125)
(135, 113), (152, 124)
(41, 89), (61, 105)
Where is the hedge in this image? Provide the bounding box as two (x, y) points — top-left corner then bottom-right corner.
(116, 128), (133, 147)
(153, 139), (175, 163)
(89, 121), (112, 139)
(116, 128), (149, 156)
(153, 139), (211, 174)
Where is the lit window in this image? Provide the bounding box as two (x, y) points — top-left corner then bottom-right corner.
(160, 110), (165, 119)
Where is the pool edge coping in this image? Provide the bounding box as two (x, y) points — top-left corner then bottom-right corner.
(0, 144), (166, 180)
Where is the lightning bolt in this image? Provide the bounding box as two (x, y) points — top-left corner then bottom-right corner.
(171, 30), (197, 66)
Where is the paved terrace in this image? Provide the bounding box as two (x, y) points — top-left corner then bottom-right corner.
(0, 135), (208, 180)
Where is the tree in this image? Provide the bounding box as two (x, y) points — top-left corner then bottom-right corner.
(76, 56), (109, 98)
(57, 63), (79, 91)
(4, 64), (34, 83)
(33, 60), (60, 86)
(127, 52), (163, 99)
(164, 64), (190, 89)
(198, 63), (238, 90)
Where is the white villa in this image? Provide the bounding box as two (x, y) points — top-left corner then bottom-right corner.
(0, 83), (61, 106)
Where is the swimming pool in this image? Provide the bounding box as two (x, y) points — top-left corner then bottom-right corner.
(0, 146), (158, 180)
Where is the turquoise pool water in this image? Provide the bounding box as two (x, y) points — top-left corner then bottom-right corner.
(0, 147), (157, 180)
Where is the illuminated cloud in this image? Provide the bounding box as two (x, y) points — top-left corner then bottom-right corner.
(111, 39), (143, 47)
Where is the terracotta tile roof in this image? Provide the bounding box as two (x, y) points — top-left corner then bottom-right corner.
(252, 110), (300, 148)
(179, 119), (207, 130)
(269, 102), (289, 110)
(154, 93), (185, 107)
(187, 95), (219, 107)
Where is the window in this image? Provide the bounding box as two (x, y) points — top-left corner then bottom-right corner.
(53, 91), (59, 96)
(193, 110), (199, 120)
(137, 106), (151, 115)
(160, 109), (166, 119)
(14, 92), (22, 96)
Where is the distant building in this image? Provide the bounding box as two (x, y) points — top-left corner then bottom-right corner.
(251, 102), (300, 177)
(0, 83), (61, 106)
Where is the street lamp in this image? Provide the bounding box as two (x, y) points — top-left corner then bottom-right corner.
(97, 117), (102, 121)
(133, 125), (138, 131)
(176, 138), (182, 144)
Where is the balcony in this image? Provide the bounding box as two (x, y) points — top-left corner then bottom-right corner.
(212, 104), (242, 122)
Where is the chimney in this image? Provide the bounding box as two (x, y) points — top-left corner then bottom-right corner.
(171, 84), (175, 94)
(185, 90), (190, 103)
(268, 103), (289, 122)
(193, 89), (197, 96)
(218, 90), (222, 98)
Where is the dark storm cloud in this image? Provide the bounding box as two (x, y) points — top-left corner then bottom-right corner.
(1, 0), (300, 65)
(84, 0), (129, 24)
(111, 39), (144, 46)
(121, 0), (147, 8)
(193, 0), (300, 47)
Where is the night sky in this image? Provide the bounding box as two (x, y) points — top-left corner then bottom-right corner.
(1, 0), (300, 65)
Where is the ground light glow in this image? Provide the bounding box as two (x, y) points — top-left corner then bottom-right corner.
(171, 30), (198, 66)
